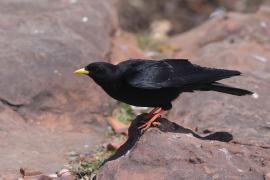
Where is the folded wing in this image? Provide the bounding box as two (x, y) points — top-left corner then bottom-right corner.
(123, 59), (241, 89)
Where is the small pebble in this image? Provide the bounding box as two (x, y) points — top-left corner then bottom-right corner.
(70, 0), (77, 4)
(82, 16), (88, 22)
(185, 133), (193, 137)
(84, 144), (89, 148)
(260, 21), (267, 28)
(68, 156), (78, 161)
(57, 169), (71, 177)
(210, 8), (226, 18)
(213, 174), (219, 179)
(48, 174), (58, 178)
(252, 54), (268, 63)
(67, 151), (78, 156)
(252, 93), (259, 99)
(265, 173), (270, 180)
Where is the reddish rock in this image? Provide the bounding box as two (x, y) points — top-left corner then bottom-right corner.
(162, 7), (270, 148)
(97, 8), (270, 179)
(165, 6), (270, 77)
(110, 31), (147, 64)
(0, 0), (116, 130)
(107, 116), (129, 135)
(168, 73), (270, 147)
(265, 173), (270, 180)
(0, 0), (117, 176)
(56, 176), (76, 180)
(20, 167), (42, 177)
(96, 116), (269, 180)
(116, 0), (265, 34)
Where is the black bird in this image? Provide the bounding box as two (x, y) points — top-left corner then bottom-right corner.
(74, 59), (253, 129)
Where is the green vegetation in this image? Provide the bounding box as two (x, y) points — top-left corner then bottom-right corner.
(135, 33), (162, 51)
(136, 33), (154, 50)
(112, 101), (136, 123)
(69, 148), (115, 180)
(135, 33), (169, 59)
(69, 102), (134, 179)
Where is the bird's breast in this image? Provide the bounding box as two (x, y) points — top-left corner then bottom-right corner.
(104, 85), (180, 107)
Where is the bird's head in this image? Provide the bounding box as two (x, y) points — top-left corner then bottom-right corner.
(74, 62), (118, 84)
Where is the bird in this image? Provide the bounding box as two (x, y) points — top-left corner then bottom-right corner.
(74, 59), (253, 129)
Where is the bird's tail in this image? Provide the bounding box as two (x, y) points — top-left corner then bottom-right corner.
(199, 82), (253, 96)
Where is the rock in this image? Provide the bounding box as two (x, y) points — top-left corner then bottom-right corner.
(0, 0), (115, 130)
(110, 31), (147, 64)
(165, 7), (270, 78)
(265, 173), (270, 180)
(0, 173), (19, 180)
(107, 116), (129, 135)
(168, 74), (270, 147)
(56, 175), (76, 180)
(20, 167), (42, 177)
(96, 115), (269, 179)
(162, 7), (270, 147)
(57, 169), (71, 177)
(150, 20), (172, 41)
(116, 0), (265, 34)
(0, 0), (117, 176)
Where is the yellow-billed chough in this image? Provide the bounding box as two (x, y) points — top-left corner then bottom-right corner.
(74, 59), (253, 129)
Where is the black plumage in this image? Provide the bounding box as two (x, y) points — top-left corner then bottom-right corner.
(74, 59), (253, 129)
(74, 59), (252, 111)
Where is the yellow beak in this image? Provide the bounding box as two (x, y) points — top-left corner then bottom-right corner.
(73, 68), (90, 75)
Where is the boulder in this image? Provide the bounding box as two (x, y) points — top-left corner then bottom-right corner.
(162, 7), (270, 147)
(116, 0), (265, 34)
(110, 31), (147, 64)
(96, 7), (270, 179)
(164, 6), (270, 78)
(0, 0), (116, 129)
(0, 0), (117, 175)
(97, 115), (270, 180)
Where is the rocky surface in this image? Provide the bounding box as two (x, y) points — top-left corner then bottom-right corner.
(164, 6), (270, 77)
(116, 0), (266, 34)
(0, 0), (117, 177)
(97, 116), (270, 180)
(110, 31), (147, 64)
(163, 7), (270, 148)
(1, 0), (270, 179)
(97, 6), (270, 180)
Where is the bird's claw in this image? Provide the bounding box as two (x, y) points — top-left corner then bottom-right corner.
(138, 108), (163, 132)
(152, 122), (161, 127)
(139, 123), (152, 132)
(138, 115), (162, 132)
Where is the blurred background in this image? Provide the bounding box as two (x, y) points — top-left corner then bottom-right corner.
(0, 0), (270, 179)
(117, 0), (265, 34)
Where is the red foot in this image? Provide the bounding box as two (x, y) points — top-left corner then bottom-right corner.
(139, 110), (163, 129)
(143, 107), (162, 119)
(152, 122), (161, 127)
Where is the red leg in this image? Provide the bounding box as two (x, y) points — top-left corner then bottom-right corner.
(143, 107), (162, 119)
(149, 107), (161, 114)
(139, 110), (163, 129)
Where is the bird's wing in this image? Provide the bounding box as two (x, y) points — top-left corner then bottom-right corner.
(122, 59), (241, 90)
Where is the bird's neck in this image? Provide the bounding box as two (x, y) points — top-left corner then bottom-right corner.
(93, 71), (123, 93)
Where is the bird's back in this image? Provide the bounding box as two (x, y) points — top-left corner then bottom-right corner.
(117, 59), (241, 89)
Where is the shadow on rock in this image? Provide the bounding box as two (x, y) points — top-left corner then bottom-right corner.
(102, 113), (233, 166)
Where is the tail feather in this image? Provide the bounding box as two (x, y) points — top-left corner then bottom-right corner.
(199, 82), (253, 96)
